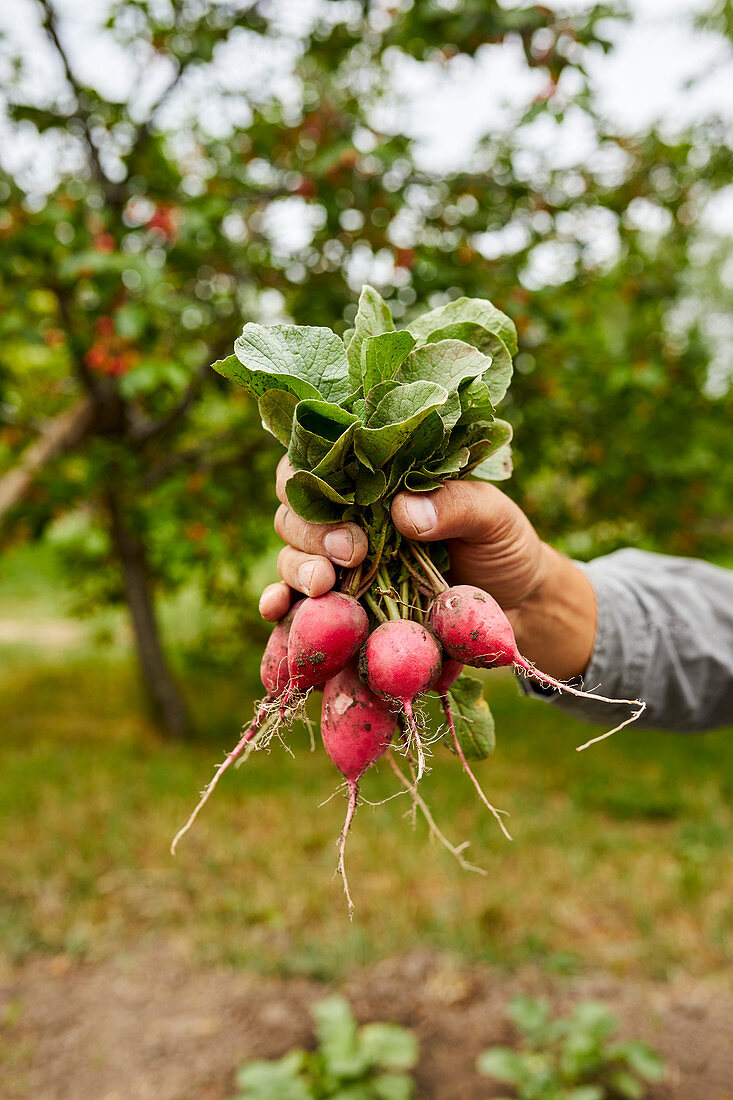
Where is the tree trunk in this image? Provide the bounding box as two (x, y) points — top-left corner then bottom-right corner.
(107, 492), (193, 740)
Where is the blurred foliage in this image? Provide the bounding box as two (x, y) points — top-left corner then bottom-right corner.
(0, 0), (731, 696)
(231, 995), (418, 1100)
(477, 995), (665, 1099)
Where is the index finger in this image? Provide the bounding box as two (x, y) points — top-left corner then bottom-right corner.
(276, 455), (296, 505)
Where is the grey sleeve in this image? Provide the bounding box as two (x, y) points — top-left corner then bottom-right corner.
(525, 549), (733, 733)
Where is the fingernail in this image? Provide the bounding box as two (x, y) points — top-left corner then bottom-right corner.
(297, 560), (317, 593)
(323, 528), (354, 564)
(403, 495), (437, 534)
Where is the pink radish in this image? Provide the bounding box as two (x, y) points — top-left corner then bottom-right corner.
(172, 600), (304, 854)
(431, 658), (464, 696)
(260, 598), (304, 696)
(284, 592), (369, 700)
(431, 584), (646, 744)
(361, 620), (442, 780)
(321, 664), (397, 917)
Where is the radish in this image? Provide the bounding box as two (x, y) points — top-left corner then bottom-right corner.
(173, 594), (368, 855)
(361, 620), (443, 780)
(284, 592), (369, 700)
(321, 664), (397, 917)
(430, 584), (646, 744)
(172, 600), (303, 854)
(260, 598), (304, 696)
(189, 288), (652, 900)
(431, 658), (464, 695)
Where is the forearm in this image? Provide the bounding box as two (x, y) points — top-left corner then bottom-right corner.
(509, 544), (597, 681)
(521, 549), (733, 733)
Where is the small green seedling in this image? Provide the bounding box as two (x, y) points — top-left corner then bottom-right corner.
(230, 994), (418, 1100)
(477, 995), (665, 1100)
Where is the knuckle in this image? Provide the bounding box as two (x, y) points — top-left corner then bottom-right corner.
(273, 504), (290, 538)
(277, 545), (295, 574)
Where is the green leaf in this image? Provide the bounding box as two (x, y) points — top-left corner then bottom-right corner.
(569, 1001), (618, 1044)
(362, 330), (417, 392)
(391, 411), (446, 471)
(408, 295), (518, 357)
(458, 378), (495, 422)
(312, 994), (359, 1055)
(259, 390), (298, 447)
(420, 320), (494, 353)
(400, 472), (442, 492)
(322, 1086), (372, 1100)
(508, 996), (553, 1039)
(355, 381), (449, 470)
(611, 1042), (665, 1082)
(297, 400), (360, 440)
(403, 446), (470, 490)
(476, 1047), (525, 1083)
(222, 324), (352, 403)
(367, 382), (448, 431)
(445, 674), (495, 760)
(566, 1088), (604, 1100)
(470, 443), (513, 481)
(478, 333), (513, 406)
(313, 425), (358, 478)
(312, 995), (373, 1081)
(285, 471), (354, 524)
(359, 1024), (419, 1071)
(365, 380), (400, 421)
(395, 339), (488, 392)
(355, 467), (387, 506)
(234, 1050), (311, 1099)
(422, 325), (513, 406)
(437, 390), (462, 431)
(288, 400), (358, 471)
(464, 420), (513, 473)
(346, 285), (394, 389)
(429, 446), (471, 476)
(606, 1071), (644, 1099)
(371, 1073), (416, 1100)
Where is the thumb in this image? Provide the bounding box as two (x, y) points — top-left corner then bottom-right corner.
(391, 481), (517, 544)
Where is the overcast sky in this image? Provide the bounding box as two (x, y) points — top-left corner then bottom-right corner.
(392, 0), (733, 167)
(2, 0), (732, 227)
(3, 0), (733, 157)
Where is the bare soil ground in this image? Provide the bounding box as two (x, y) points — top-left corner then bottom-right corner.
(2, 946), (731, 1100)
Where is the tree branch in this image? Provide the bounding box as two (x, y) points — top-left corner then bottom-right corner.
(130, 326), (235, 446)
(128, 60), (185, 162)
(141, 430), (254, 490)
(130, 360), (213, 446)
(0, 399), (95, 524)
(37, 0), (118, 201)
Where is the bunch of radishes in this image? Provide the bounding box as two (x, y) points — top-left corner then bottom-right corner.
(171, 286), (645, 916)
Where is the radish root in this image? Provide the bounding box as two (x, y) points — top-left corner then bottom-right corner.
(336, 779), (359, 920)
(513, 660), (647, 749)
(388, 754), (486, 876)
(171, 702), (271, 855)
(443, 698), (512, 841)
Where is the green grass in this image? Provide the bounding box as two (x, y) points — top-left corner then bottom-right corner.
(1, 620), (731, 984)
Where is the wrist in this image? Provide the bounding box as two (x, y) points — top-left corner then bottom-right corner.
(509, 544), (597, 681)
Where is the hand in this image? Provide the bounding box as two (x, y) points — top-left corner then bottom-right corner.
(259, 457), (597, 680)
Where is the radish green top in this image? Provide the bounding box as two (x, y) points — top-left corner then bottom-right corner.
(212, 285), (516, 527)
(212, 285), (519, 766)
